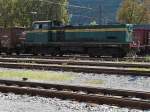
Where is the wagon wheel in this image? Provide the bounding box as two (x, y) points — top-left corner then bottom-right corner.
(126, 50), (137, 57)
(32, 49), (38, 56)
(6, 52), (12, 55)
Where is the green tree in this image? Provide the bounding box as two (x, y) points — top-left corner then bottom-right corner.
(143, 0), (150, 23)
(0, 0), (17, 27)
(117, 0), (149, 24)
(0, 0), (69, 27)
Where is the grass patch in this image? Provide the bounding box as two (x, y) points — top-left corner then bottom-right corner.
(84, 79), (104, 85)
(145, 56), (150, 62)
(0, 70), (75, 81)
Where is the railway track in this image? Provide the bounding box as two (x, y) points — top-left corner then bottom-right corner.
(0, 79), (149, 110)
(0, 58), (149, 76)
(0, 57), (150, 68)
(1, 55), (150, 62)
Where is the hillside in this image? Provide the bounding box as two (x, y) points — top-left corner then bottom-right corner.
(69, 0), (123, 25)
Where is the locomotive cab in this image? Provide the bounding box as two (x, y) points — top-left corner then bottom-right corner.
(24, 20), (63, 55)
(32, 21), (51, 30)
(32, 20), (62, 30)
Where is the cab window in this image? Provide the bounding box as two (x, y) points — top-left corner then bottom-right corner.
(42, 23), (49, 29)
(33, 22), (50, 30)
(33, 23), (40, 30)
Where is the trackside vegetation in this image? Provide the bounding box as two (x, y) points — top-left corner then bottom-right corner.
(0, 70), (74, 81)
(0, 0), (69, 27)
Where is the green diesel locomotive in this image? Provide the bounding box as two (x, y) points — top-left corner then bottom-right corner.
(24, 21), (134, 57)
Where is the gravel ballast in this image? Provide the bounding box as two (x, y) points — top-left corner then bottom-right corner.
(0, 92), (149, 112)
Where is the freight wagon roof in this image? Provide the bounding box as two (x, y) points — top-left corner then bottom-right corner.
(0, 27), (25, 29)
(134, 24), (150, 30)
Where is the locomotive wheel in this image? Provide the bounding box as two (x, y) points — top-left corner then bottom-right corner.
(6, 52), (12, 55)
(51, 48), (61, 57)
(16, 51), (20, 55)
(6, 50), (12, 55)
(58, 54), (63, 57)
(58, 52), (64, 57)
(41, 53), (45, 56)
(112, 53), (126, 58)
(112, 53), (118, 58)
(89, 54), (95, 58)
(51, 52), (57, 57)
(33, 53), (38, 56)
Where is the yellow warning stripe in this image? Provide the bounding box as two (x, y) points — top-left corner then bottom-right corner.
(28, 28), (127, 33)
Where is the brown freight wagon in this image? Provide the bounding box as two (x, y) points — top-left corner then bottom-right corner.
(0, 27), (25, 54)
(133, 26), (150, 55)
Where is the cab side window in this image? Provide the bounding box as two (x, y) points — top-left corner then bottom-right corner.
(33, 24), (40, 30)
(42, 23), (49, 29)
(33, 22), (52, 30)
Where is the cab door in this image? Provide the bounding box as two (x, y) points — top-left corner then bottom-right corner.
(56, 30), (65, 42)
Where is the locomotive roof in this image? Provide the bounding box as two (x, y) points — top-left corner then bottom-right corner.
(33, 20), (51, 23)
(65, 24), (131, 28)
(32, 21), (133, 30)
(0, 26), (25, 29)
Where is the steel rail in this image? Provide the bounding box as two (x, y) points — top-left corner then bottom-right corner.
(0, 62), (149, 76)
(0, 79), (149, 110)
(0, 79), (149, 99)
(1, 55), (149, 62)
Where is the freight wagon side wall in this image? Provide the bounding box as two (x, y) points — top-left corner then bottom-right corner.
(147, 31), (150, 53)
(133, 29), (146, 45)
(0, 27), (25, 53)
(10, 28), (25, 48)
(0, 28), (12, 48)
(148, 31), (150, 45)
